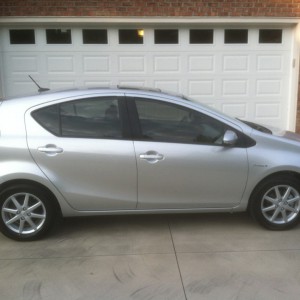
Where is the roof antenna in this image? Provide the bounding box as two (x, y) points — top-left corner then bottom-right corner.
(28, 75), (50, 93)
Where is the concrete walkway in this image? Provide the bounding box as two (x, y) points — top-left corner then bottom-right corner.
(1, 213), (300, 300)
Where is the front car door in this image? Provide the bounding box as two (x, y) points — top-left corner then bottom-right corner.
(26, 95), (137, 211)
(127, 95), (249, 209)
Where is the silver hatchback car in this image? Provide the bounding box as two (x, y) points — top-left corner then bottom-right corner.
(1, 87), (300, 241)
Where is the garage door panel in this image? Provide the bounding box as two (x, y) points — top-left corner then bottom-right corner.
(6, 81), (36, 97)
(256, 79), (282, 96)
(82, 79), (112, 88)
(188, 55), (215, 72)
(223, 55), (249, 72)
(255, 103), (281, 119)
(222, 103), (248, 119)
(153, 56), (180, 73)
(118, 80), (146, 87)
(47, 55), (75, 74)
(8, 55), (39, 75)
(49, 80), (75, 90)
(0, 26), (294, 130)
(83, 56), (110, 74)
(257, 55), (283, 72)
(118, 56), (146, 73)
(222, 79), (249, 96)
(189, 80), (215, 97)
(154, 80), (181, 93)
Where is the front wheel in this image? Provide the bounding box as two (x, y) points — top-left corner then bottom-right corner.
(250, 176), (300, 230)
(0, 185), (56, 241)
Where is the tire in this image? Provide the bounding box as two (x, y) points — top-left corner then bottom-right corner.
(0, 184), (56, 241)
(250, 176), (300, 230)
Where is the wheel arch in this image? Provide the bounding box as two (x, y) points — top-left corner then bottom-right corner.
(247, 171), (300, 211)
(0, 179), (62, 217)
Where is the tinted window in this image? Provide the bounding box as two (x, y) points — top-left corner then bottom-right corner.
(224, 29), (248, 44)
(119, 29), (143, 44)
(32, 104), (60, 135)
(259, 29), (282, 43)
(82, 29), (108, 44)
(154, 30), (178, 44)
(9, 29), (35, 44)
(61, 97), (122, 138)
(134, 99), (226, 145)
(32, 97), (123, 139)
(190, 29), (213, 44)
(46, 29), (72, 44)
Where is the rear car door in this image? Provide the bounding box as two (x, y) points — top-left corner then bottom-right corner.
(127, 95), (249, 209)
(26, 95), (137, 211)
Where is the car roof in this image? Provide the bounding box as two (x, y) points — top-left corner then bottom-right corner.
(2, 86), (187, 106)
(2, 85), (252, 133)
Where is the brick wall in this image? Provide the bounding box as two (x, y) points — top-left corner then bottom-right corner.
(1, 0), (300, 18)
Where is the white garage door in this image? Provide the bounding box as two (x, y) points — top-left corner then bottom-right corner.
(0, 25), (296, 129)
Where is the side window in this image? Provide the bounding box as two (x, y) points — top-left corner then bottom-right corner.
(134, 98), (226, 145)
(32, 97), (123, 139)
(32, 104), (60, 136)
(61, 97), (121, 138)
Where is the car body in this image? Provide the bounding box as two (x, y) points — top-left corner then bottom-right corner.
(1, 86), (300, 240)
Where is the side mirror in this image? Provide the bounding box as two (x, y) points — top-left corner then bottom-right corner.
(223, 130), (238, 146)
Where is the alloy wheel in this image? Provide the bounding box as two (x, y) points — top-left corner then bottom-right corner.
(261, 185), (300, 225)
(1, 192), (46, 235)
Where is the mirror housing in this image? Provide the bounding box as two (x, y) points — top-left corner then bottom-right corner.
(223, 130), (238, 146)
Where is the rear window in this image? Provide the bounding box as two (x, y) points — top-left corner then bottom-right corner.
(32, 97), (123, 139)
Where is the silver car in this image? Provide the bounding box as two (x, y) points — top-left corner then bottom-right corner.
(1, 87), (300, 241)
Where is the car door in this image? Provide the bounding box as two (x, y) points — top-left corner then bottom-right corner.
(127, 96), (249, 209)
(26, 95), (137, 211)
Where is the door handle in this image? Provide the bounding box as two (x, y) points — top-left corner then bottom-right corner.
(37, 144), (63, 155)
(139, 154), (164, 160)
(139, 151), (164, 163)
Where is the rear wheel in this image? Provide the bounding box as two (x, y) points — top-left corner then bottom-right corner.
(0, 185), (56, 241)
(250, 176), (300, 230)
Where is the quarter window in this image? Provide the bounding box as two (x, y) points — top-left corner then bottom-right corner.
(32, 97), (123, 139)
(32, 104), (60, 135)
(134, 99), (226, 145)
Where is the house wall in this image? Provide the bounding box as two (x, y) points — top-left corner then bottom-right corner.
(1, 0), (300, 18)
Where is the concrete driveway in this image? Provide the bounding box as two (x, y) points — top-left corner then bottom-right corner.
(1, 213), (300, 300)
